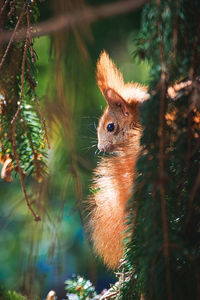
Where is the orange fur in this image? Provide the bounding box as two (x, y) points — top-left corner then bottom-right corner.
(88, 134), (140, 269)
(87, 51), (148, 269)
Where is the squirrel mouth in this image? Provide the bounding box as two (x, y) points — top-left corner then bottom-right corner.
(98, 142), (113, 153)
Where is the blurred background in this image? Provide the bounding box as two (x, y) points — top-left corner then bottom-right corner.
(0, 0), (149, 298)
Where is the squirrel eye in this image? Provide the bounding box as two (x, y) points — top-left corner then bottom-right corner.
(107, 123), (115, 132)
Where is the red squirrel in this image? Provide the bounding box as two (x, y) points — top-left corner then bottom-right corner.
(87, 52), (192, 269)
(87, 51), (149, 269)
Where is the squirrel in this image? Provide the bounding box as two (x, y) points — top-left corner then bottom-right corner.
(87, 52), (192, 269)
(87, 51), (149, 269)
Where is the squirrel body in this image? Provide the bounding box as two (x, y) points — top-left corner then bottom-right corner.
(88, 51), (148, 269)
(87, 52), (192, 269)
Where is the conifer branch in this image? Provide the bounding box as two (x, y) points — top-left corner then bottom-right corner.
(0, 1), (49, 220)
(19, 113), (40, 182)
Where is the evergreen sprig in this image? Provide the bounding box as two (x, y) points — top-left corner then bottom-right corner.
(65, 275), (97, 300)
(0, 0), (49, 220)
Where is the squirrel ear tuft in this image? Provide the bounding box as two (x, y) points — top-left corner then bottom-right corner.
(96, 50), (124, 96)
(96, 50), (149, 105)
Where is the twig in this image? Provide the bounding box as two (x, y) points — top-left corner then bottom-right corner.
(11, 37), (29, 125)
(7, 0), (16, 19)
(11, 120), (41, 221)
(26, 6), (36, 63)
(0, 3), (26, 70)
(0, 0), (10, 18)
(0, 0), (148, 43)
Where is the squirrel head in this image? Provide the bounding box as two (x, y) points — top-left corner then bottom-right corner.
(96, 51), (149, 153)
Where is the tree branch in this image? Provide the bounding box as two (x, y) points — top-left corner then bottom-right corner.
(156, 0), (172, 299)
(0, 0), (148, 43)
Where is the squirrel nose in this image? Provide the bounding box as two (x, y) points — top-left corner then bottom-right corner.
(98, 144), (105, 152)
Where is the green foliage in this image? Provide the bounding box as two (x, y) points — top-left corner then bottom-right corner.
(0, 286), (26, 300)
(89, 187), (100, 195)
(121, 1), (200, 299)
(0, 0), (48, 219)
(65, 275), (97, 300)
